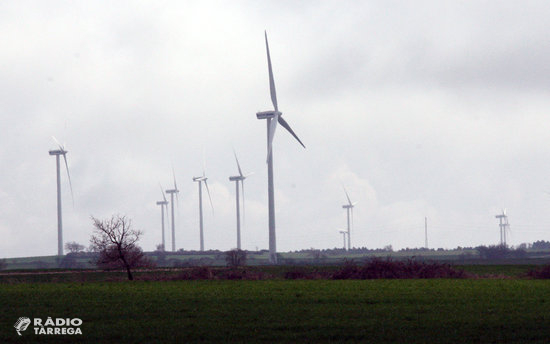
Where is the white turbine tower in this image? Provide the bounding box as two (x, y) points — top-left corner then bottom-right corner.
(229, 151), (253, 250)
(342, 187), (358, 250)
(338, 229), (348, 250)
(156, 185), (169, 251)
(193, 163), (213, 252)
(48, 137), (74, 256)
(165, 171), (179, 252)
(256, 31), (305, 264)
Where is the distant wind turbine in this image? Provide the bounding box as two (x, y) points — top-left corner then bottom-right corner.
(193, 160), (213, 252)
(495, 209), (510, 247)
(156, 185), (169, 251)
(342, 187), (358, 250)
(229, 151), (253, 250)
(256, 31), (305, 264)
(165, 170), (179, 252)
(49, 137), (74, 256)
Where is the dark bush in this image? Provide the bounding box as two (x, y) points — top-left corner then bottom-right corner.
(332, 258), (464, 279)
(177, 266), (214, 280)
(285, 269), (309, 279)
(285, 268), (329, 280)
(168, 267), (267, 281)
(222, 268), (265, 280)
(527, 265), (550, 279)
(331, 260), (361, 279)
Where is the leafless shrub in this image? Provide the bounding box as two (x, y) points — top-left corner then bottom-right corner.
(225, 249), (247, 267)
(90, 214), (153, 280)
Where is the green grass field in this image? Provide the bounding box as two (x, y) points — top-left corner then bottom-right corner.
(2, 278), (550, 343)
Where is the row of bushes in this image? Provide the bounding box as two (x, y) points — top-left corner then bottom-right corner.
(139, 259), (466, 281)
(331, 259), (465, 279)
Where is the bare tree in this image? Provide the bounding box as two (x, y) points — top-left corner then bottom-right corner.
(90, 215), (150, 280)
(225, 249), (247, 267)
(65, 241), (86, 254)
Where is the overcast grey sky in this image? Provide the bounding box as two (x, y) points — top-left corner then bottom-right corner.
(1, 1), (550, 258)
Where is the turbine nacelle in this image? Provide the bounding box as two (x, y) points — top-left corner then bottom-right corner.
(165, 189), (179, 194)
(193, 176), (208, 182)
(48, 149), (67, 156)
(256, 110), (282, 120)
(156, 201), (169, 205)
(229, 175), (246, 182)
(342, 204), (355, 209)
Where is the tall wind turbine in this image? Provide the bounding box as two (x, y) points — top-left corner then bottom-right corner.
(165, 171), (179, 252)
(156, 185), (169, 251)
(49, 137), (74, 256)
(193, 164), (213, 252)
(256, 31), (305, 264)
(342, 187), (358, 250)
(229, 151), (253, 250)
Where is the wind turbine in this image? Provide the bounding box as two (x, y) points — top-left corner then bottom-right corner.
(49, 137), (74, 256)
(193, 161), (213, 252)
(229, 151), (253, 250)
(495, 209), (510, 247)
(165, 171), (179, 252)
(338, 229), (348, 250)
(342, 187), (358, 250)
(156, 185), (169, 251)
(256, 31), (305, 264)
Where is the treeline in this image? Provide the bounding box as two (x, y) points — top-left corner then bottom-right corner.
(291, 241), (550, 256)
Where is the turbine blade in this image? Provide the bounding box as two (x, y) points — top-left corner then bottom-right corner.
(171, 167), (179, 206)
(159, 183), (167, 202)
(204, 180), (214, 215)
(278, 116), (305, 148)
(234, 150), (243, 177)
(62, 153), (74, 206)
(202, 147), (207, 178)
(172, 167), (178, 191)
(267, 114), (279, 162)
(343, 186), (352, 205)
(52, 136), (64, 150)
(265, 31), (278, 112)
